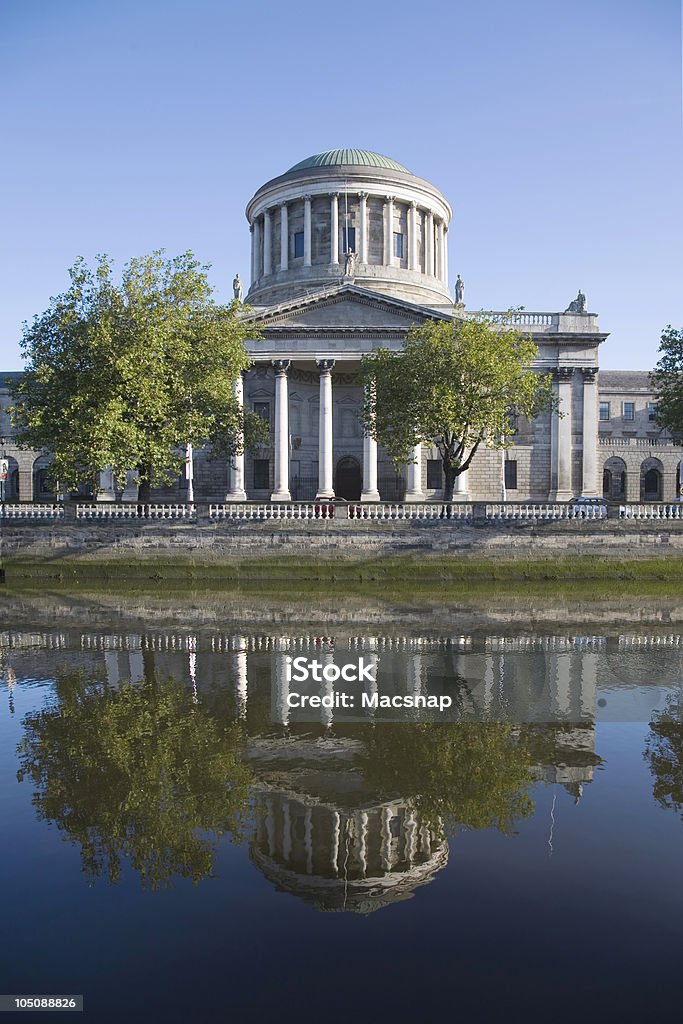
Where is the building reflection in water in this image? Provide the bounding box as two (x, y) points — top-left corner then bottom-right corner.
(251, 788), (447, 914)
(7, 624), (682, 909)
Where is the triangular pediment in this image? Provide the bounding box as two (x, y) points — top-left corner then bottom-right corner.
(246, 284), (452, 334)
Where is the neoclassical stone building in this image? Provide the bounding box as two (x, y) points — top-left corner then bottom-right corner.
(1, 148), (681, 503)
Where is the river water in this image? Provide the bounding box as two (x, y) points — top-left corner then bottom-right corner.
(1, 589), (682, 1023)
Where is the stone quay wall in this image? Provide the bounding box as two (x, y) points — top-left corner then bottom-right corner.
(4, 515), (683, 566)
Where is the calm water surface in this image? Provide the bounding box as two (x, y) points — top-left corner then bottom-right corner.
(1, 592), (682, 1023)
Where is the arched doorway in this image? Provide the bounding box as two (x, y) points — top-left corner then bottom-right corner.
(335, 456), (361, 500)
(641, 458), (663, 501)
(603, 457), (626, 499)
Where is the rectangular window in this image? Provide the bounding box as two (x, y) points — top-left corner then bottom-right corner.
(293, 231), (304, 258)
(253, 459), (270, 490)
(342, 226), (356, 253)
(648, 402), (657, 421)
(427, 459), (443, 489)
(393, 232), (404, 259)
(253, 401), (270, 424)
(623, 401), (635, 421)
(504, 460), (518, 490)
(599, 401), (610, 421)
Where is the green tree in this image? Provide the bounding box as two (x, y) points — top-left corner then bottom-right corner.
(10, 251), (265, 501)
(17, 670), (252, 888)
(650, 325), (683, 439)
(644, 693), (683, 821)
(360, 315), (554, 500)
(362, 722), (535, 835)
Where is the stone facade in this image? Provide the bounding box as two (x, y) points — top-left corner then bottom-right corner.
(1, 149), (680, 504)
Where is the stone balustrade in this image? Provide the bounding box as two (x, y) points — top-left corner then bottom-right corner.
(6, 500), (683, 526)
(0, 503), (64, 520)
(599, 436), (682, 447)
(76, 503), (196, 520)
(349, 502), (472, 521)
(620, 503), (683, 520)
(486, 502), (607, 521)
(210, 502), (335, 521)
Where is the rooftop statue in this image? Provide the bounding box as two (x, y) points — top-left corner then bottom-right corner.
(233, 273), (243, 302)
(455, 274), (465, 305)
(565, 289), (587, 314)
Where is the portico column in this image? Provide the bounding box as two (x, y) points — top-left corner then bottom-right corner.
(303, 195), (312, 267)
(550, 367), (574, 501)
(443, 225), (449, 286)
(253, 217), (262, 284)
(404, 443), (425, 502)
(384, 196), (395, 265)
(249, 224), (256, 287)
(330, 194), (339, 264)
(280, 203), (288, 271)
(18, 462), (34, 501)
(271, 360), (291, 501)
(425, 211), (434, 276)
(408, 202), (418, 271)
(226, 372), (247, 500)
(358, 192), (368, 263)
(581, 367), (599, 496)
(316, 359), (335, 499)
(361, 382), (380, 501)
(435, 220), (443, 280)
(453, 463), (469, 499)
(263, 209), (272, 277)
(97, 466), (116, 502)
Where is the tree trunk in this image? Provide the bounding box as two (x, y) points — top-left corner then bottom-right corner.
(137, 464), (152, 504)
(443, 463), (456, 502)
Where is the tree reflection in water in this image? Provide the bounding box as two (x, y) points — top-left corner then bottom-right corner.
(645, 692), (683, 821)
(17, 668), (252, 888)
(361, 722), (536, 835)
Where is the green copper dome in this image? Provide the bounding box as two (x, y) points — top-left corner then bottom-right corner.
(287, 149), (411, 173)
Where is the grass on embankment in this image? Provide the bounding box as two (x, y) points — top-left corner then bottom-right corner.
(4, 553), (683, 587)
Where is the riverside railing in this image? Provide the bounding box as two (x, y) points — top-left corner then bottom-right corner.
(3, 500), (683, 524)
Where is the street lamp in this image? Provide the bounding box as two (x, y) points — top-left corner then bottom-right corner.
(0, 436), (7, 503)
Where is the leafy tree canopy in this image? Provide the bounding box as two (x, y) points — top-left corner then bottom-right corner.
(17, 669), (252, 888)
(10, 251), (265, 499)
(650, 325), (683, 438)
(360, 315), (555, 499)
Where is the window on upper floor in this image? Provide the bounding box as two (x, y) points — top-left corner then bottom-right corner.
(623, 401), (635, 421)
(393, 232), (404, 259)
(342, 226), (356, 253)
(253, 401), (270, 424)
(293, 232), (304, 259)
(648, 402), (658, 421)
(599, 401), (610, 421)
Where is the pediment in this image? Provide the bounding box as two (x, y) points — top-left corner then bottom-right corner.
(249, 285), (451, 334)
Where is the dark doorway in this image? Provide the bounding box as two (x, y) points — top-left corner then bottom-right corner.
(335, 456), (361, 500)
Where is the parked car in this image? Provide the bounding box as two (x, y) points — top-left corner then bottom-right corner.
(570, 496), (608, 518)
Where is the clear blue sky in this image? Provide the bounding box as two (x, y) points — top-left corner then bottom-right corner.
(2, 0), (681, 370)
